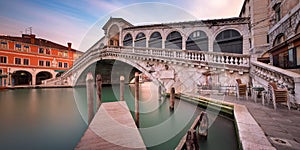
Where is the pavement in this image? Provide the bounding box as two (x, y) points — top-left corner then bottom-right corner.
(221, 95), (300, 150)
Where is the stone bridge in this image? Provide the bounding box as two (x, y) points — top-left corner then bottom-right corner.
(54, 46), (250, 94)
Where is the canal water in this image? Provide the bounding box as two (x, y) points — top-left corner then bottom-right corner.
(0, 83), (238, 150)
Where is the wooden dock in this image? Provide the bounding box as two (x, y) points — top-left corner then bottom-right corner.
(75, 101), (146, 150)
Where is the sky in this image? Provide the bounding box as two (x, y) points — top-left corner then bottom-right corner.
(0, 0), (244, 52)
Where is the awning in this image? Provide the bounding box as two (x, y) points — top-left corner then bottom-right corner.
(54, 70), (65, 73)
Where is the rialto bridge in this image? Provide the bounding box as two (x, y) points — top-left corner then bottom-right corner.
(46, 17), (300, 104)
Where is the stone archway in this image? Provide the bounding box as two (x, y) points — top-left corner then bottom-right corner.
(36, 71), (53, 85)
(12, 70), (32, 85)
(108, 24), (120, 47)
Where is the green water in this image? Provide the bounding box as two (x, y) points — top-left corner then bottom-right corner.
(0, 83), (238, 150)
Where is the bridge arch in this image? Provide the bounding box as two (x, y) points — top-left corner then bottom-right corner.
(73, 55), (165, 90)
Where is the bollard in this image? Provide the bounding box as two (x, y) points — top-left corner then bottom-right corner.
(134, 72), (139, 127)
(96, 74), (102, 110)
(158, 85), (162, 101)
(120, 75), (125, 101)
(198, 111), (209, 140)
(185, 129), (199, 150)
(86, 72), (95, 125)
(170, 87), (175, 110)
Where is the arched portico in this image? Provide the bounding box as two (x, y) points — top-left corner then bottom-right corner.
(12, 70), (32, 85)
(36, 71), (53, 85)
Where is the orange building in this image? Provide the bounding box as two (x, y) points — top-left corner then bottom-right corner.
(0, 34), (82, 86)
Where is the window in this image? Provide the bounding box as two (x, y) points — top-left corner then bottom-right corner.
(15, 58), (21, 65)
(273, 48), (297, 69)
(0, 69), (2, 74)
(135, 32), (146, 47)
(149, 32), (162, 48)
(58, 52), (62, 57)
(123, 33), (133, 46)
(46, 61), (51, 67)
(64, 63), (68, 68)
(0, 56), (7, 63)
(1, 41), (8, 49)
(165, 31), (182, 49)
(214, 29), (243, 54)
(23, 45), (30, 52)
(23, 59), (29, 65)
(15, 44), (21, 51)
(39, 60), (44, 66)
(63, 51), (68, 57)
(58, 62), (63, 67)
(39, 48), (44, 54)
(274, 3), (281, 22)
(46, 48), (51, 55)
(186, 30), (208, 51)
(273, 34), (285, 46)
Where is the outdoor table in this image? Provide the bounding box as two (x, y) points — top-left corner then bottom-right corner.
(252, 87), (265, 103)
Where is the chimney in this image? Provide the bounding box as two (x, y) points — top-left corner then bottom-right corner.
(30, 34), (36, 44)
(67, 42), (72, 51)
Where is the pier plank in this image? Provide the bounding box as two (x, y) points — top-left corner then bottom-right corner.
(75, 101), (146, 150)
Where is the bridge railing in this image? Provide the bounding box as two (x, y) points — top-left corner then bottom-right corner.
(104, 46), (250, 68)
(251, 61), (300, 104)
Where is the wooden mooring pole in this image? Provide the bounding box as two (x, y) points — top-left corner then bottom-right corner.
(96, 74), (102, 110)
(198, 111), (209, 139)
(158, 85), (162, 101)
(120, 75), (125, 101)
(135, 72), (140, 127)
(185, 129), (199, 150)
(170, 87), (175, 110)
(86, 72), (95, 124)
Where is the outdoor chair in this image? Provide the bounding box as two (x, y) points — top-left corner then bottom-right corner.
(268, 82), (290, 110)
(235, 79), (248, 100)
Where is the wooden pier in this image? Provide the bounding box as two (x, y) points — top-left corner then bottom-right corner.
(75, 101), (146, 150)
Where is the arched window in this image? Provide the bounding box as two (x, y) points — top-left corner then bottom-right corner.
(186, 30), (208, 51)
(166, 31), (182, 49)
(149, 32), (162, 48)
(214, 29), (243, 54)
(273, 33), (285, 46)
(123, 33), (133, 46)
(135, 32), (146, 47)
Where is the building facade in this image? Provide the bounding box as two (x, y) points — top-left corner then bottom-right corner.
(240, 0), (300, 73)
(0, 34), (82, 86)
